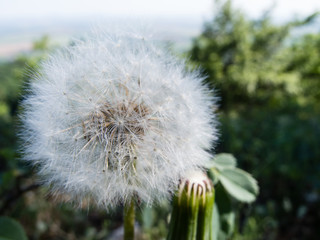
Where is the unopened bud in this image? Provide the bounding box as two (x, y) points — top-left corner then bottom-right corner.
(167, 170), (215, 240)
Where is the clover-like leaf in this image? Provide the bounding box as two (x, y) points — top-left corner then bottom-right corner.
(207, 167), (220, 185)
(212, 153), (237, 170)
(219, 168), (259, 203)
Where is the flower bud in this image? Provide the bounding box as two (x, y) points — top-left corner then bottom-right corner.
(167, 170), (215, 240)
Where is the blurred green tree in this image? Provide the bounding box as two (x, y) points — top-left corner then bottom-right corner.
(189, 1), (320, 239)
(287, 33), (320, 106)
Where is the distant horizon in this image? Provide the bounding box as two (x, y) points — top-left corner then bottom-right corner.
(0, 16), (205, 58)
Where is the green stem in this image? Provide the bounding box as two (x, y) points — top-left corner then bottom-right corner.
(124, 198), (135, 240)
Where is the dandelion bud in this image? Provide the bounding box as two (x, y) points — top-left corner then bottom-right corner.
(167, 170), (215, 240)
(21, 30), (218, 208)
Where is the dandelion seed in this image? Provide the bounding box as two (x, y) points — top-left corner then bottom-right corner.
(21, 29), (218, 208)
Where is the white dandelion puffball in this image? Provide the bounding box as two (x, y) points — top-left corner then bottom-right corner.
(22, 30), (218, 208)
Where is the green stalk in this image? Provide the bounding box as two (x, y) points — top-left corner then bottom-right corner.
(124, 198), (135, 240)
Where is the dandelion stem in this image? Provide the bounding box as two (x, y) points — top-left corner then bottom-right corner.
(124, 198), (135, 240)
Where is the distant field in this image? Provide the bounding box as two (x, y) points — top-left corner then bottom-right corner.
(0, 33), (71, 59)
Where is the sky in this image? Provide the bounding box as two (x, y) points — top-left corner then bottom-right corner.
(1, 0), (320, 22)
(1, 0), (320, 58)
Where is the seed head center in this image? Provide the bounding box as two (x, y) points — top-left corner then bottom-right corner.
(82, 101), (150, 146)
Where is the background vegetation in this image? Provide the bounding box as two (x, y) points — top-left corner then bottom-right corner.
(0, 0), (319, 239)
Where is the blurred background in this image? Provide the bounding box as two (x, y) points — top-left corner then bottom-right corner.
(1, 0), (320, 239)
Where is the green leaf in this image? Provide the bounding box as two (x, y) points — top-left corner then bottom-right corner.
(215, 184), (235, 239)
(219, 168), (259, 203)
(0, 217), (28, 240)
(212, 153), (237, 170)
(142, 206), (155, 229)
(211, 203), (220, 240)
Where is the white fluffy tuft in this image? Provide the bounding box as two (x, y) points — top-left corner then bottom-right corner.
(21, 30), (218, 208)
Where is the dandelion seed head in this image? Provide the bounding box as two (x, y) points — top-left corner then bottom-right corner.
(21, 29), (218, 208)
